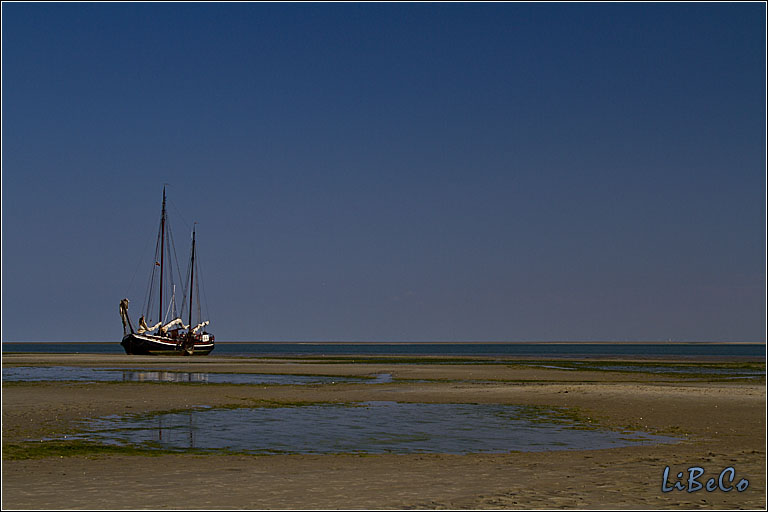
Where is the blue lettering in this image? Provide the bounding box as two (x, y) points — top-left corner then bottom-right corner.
(661, 466), (674, 492)
(687, 467), (704, 493)
(662, 466), (747, 493)
(718, 467), (735, 492)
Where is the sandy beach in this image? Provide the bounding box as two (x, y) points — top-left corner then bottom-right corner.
(2, 353), (765, 510)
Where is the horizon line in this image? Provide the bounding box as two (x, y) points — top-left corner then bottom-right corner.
(2, 340), (766, 345)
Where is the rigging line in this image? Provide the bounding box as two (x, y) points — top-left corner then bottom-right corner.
(125, 218), (155, 298)
(164, 288), (175, 323)
(195, 252), (202, 324)
(164, 216), (184, 321)
(178, 223), (199, 324)
(179, 241), (192, 322)
(167, 197), (191, 234)
(143, 262), (156, 323)
(144, 216), (164, 322)
(196, 249), (211, 325)
(167, 232), (177, 320)
(167, 216), (185, 298)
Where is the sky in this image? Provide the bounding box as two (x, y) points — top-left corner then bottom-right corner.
(1, 2), (765, 342)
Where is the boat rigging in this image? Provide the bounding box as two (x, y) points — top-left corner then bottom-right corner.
(119, 186), (215, 355)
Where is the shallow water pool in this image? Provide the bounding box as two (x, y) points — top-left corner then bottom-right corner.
(64, 401), (678, 454)
(2, 366), (385, 385)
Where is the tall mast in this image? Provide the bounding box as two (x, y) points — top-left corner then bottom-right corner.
(159, 186), (166, 324)
(188, 224), (196, 331)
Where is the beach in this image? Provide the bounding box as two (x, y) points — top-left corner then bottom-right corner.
(2, 353), (765, 510)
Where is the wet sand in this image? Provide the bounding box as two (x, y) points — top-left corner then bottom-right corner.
(2, 353), (765, 509)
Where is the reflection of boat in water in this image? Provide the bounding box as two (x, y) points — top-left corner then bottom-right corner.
(121, 370), (209, 383)
(155, 412), (197, 449)
(119, 187), (215, 355)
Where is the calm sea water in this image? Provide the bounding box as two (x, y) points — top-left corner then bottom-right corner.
(2, 342), (764, 358)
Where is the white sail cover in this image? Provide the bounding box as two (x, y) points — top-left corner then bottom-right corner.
(192, 321), (210, 333)
(159, 318), (183, 333)
(137, 316), (163, 334)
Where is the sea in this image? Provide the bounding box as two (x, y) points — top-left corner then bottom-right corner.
(1, 342), (765, 359)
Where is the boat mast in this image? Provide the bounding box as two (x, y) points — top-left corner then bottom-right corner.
(188, 224), (196, 332)
(159, 186), (166, 324)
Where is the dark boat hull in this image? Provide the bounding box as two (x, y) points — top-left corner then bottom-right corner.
(121, 333), (214, 356)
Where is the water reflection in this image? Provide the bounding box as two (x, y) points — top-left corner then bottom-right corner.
(123, 371), (209, 383)
(2, 366), (380, 385)
(70, 401), (679, 455)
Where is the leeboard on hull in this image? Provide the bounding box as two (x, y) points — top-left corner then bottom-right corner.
(121, 334), (214, 356)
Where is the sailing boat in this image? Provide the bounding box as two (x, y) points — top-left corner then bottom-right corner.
(119, 187), (215, 355)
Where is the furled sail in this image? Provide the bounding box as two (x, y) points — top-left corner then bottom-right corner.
(159, 317), (183, 334)
(191, 320), (210, 333)
(137, 316), (162, 334)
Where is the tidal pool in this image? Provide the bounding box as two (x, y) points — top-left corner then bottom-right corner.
(2, 366), (385, 385)
(64, 401), (678, 454)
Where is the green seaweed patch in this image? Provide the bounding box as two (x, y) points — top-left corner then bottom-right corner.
(513, 360), (765, 380)
(515, 359), (763, 369)
(2, 440), (283, 460)
(653, 425), (693, 437)
(244, 398), (357, 409)
(515, 404), (597, 427)
(2, 440), (184, 460)
(0, 380), (45, 388)
(124, 399), (353, 421)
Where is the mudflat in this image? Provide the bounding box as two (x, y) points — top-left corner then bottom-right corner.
(2, 353), (765, 509)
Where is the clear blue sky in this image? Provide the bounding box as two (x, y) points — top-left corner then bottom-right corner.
(2, 2), (765, 342)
